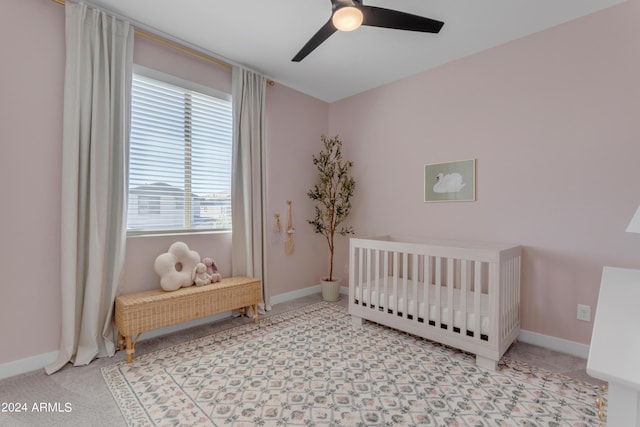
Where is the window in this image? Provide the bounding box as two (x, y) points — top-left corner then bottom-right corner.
(137, 195), (160, 215)
(127, 68), (232, 234)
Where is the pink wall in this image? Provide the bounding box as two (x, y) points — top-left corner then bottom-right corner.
(0, 0), (328, 365)
(1, 0), (64, 365)
(328, 0), (640, 345)
(264, 85), (330, 298)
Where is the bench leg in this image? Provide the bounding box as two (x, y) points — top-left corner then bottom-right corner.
(251, 304), (258, 324)
(125, 335), (135, 363)
(118, 333), (125, 351)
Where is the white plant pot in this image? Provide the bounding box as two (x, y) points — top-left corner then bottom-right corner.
(320, 278), (341, 302)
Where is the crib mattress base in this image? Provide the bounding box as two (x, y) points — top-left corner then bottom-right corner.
(354, 284), (490, 336)
(353, 300), (489, 341)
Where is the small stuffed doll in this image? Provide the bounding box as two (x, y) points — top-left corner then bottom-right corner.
(192, 262), (212, 287)
(202, 257), (222, 283)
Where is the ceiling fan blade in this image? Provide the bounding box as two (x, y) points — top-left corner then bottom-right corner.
(361, 6), (444, 33)
(292, 19), (337, 62)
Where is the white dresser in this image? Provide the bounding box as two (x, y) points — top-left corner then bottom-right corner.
(587, 266), (640, 426)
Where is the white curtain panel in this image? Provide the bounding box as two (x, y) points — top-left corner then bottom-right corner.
(46, 3), (133, 374)
(231, 67), (269, 307)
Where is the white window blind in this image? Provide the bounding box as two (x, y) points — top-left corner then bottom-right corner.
(127, 72), (232, 233)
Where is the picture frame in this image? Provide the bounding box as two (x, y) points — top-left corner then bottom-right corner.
(424, 159), (476, 203)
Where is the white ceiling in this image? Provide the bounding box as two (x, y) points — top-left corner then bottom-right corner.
(84, 0), (625, 103)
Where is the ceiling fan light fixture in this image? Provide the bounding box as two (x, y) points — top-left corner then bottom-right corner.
(332, 7), (363, 32)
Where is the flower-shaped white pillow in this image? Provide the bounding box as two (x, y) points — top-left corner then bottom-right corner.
(153, 241), (201, 291)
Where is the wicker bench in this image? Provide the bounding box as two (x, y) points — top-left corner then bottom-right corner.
(114, 276), (261, 363)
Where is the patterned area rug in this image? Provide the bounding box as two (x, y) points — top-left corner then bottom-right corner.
(102, 302), (604, 426)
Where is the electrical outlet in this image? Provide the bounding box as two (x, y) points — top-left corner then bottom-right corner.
(577, 304), (591, 322)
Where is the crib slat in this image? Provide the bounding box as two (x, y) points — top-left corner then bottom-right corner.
(510, 258), (516, 333)
(392, 251), (398, 316)
(461, 260), (468, 337)
(368, 248), (374, 309)
(358, 246), (362, 304)
(474, 261), (482, 342)
(502, 260), (516, 337)
(412, 253), (418, 322)
(383, 250), (389, 312)
(447, 258), (454, 332)
(366, 248), (372, 309)
(435, 257), (441, 327)
(402, 252), (408, 319)
(423, 255), (430, 326)
(374, 249), (380, 311)
(515, 257), (521, 328)
(349, 242), (356, 304)
(488, 262), (499, 346)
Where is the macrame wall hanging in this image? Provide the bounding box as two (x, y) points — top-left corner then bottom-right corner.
(285, 200), (295, 255)
(272, 213), (284, 245)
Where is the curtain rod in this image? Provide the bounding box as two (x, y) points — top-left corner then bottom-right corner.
(50, 0), (275, 86)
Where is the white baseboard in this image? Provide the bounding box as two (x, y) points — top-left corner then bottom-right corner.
(269, 284), (321, 305)
(0, 283), (586, 380)
(517, 329), (590, 359)
(269, 284), (348, 305)
(0, 351), (58, 381)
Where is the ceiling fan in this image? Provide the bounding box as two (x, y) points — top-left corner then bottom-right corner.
(292, 0), (444, 62)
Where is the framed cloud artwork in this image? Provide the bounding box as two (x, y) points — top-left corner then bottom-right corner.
(424, 159), (476, 202)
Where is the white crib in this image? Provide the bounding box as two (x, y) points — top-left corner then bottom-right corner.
(349, 235), (521, 371)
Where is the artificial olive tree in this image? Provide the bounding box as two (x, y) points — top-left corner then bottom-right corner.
(307, 134), (356, 282)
